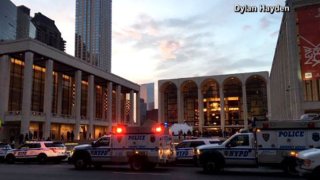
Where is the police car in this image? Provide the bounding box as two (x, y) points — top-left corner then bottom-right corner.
(5, 141), (67, 164)
(0, 143), (12, 161)
(175, 138), (224, 164)
(71, 124), (176, 170)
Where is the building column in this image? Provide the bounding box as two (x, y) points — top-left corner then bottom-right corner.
(87, 75), (94, 140)
(107, 82), (113, 131)
(135, 92), (140, 126)
(158, 89), (163, 123)
(43, 59), (53, 139)
(0, 55), (11, 123)
(197, 88), (204, 132)
(74, 70), (82, 140)
(242, 84), (248, 129)
(116, 85), (121, 123)
(57, 73), (63, 116)
(177, 86), (183, 123)
(130, 90), (134, 125)
(219, 87), (225, 135)
(21, 52), (34, 135)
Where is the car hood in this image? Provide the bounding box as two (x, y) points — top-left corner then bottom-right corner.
(197, 143), (221, 150)
(74, 144), (92, 150)
(297, 148), (320, 159)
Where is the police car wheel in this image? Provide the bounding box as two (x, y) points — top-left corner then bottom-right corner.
(74, 158), (87, 170)
(203, 160), (219, 173)
(37, 154), (47, 164)
(6, 154), (15, 164)
(130, 158), (144, 171)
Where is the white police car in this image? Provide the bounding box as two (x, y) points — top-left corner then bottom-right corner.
(5, 141), (67, 164)
(175, 138), (224, 164)
(0, 143), (12, 161)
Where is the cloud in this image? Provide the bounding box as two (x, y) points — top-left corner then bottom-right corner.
(242, 25), (252, 31)
(260, 16), (271, 29)
(159, 40), (181, 60)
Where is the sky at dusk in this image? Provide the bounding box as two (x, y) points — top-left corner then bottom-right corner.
(11, 0), (286, 106)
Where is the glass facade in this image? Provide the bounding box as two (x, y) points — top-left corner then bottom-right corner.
(246, 75), (268, 120)
(223, 77), (243, 126)
(9, 58), (24, 111)
(61, 75), (73, 116)
(0, 0), (17, 41)
(202, 79), (220, 126)
(182, 81), (198, 126)
(304, 79), (320, 101)
(95, 85), (103, 119)
(31, 65), (45, 112)
(81, 81), (88, 118)
(75, 0), (112, 72)
(164, 83), (178, 124)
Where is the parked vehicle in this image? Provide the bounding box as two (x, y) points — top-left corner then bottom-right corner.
(175, 138), (224, 164)
(0, 143), (12, 161)
(296, 147), (320, 179)
(5, 141), (67, 164)
(196, 120), (320, 173)
(70, 124), (176, 170)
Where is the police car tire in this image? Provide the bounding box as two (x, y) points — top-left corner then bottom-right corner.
(130, 157), (144, 171)
(74, 157), (88, 170)
(202, 159), (222, 173)
(37, 154), (47, 164)
(6, 154), (15, 164)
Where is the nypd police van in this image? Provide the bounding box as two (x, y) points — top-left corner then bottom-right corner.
(196, 120), (320, 173)
(70, 124), (176, 170)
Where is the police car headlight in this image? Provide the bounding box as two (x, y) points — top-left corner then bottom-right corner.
(196, 149), (201, 155)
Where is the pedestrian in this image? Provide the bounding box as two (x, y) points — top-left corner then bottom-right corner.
(25, 133), (29, 141)
(61, 133), (64, 141)
(19, 134), (24, 144)
(10, 139), (15, 149)
(71, 131), (74, 141)
(67, 131), (70, 141)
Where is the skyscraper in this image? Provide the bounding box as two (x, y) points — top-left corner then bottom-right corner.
(140, 83), (155, 111)
(75, 0), (112, 72)
(31, 13), (66, 51)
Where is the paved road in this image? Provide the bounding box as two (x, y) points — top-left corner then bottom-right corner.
(0, 163), (303, 180)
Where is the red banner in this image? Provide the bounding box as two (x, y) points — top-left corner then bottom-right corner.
(296, 4), (320, 80)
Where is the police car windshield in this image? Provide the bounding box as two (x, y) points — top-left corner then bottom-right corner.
(45, 142), (65, 148)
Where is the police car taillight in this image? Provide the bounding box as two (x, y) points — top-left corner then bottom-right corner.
(152, 125), (163, 134)
(116, 127), (123, 133)
(112, 125), (126, 135)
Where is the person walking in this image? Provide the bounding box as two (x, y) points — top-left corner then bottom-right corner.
(71, 131), (74, 141)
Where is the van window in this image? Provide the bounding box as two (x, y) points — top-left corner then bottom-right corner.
(228, 135), (249, 147)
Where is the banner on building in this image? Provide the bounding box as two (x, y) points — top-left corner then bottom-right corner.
(296, 4), (320, 80)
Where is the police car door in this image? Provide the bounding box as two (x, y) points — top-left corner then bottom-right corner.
(175, 141), (191, 161)
(14, 144), (29, 159)
(90, 136), (111, 162)
(224, 134), (256, 165)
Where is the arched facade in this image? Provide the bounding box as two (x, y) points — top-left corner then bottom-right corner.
(158, 72), (270, 137)
(181, 80), (198, 126)
(245, 75), (268, 121)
